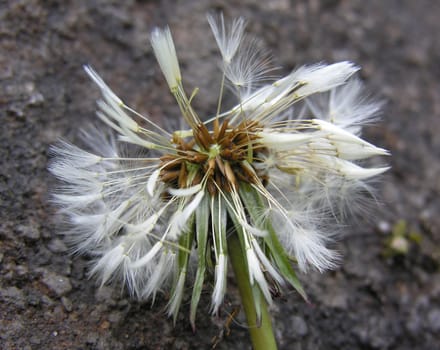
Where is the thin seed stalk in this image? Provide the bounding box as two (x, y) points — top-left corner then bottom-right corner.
(228, 232), (278, 350)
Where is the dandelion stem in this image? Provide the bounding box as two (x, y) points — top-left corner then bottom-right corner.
(228, 232), (278, 350)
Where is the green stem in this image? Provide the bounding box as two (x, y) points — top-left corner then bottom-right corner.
(228, 233), (278, 350)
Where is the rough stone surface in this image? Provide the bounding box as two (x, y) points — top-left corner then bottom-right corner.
(1, 0), (439, 349)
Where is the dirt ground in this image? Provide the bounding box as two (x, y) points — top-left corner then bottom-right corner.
(1, 1), (439, 349)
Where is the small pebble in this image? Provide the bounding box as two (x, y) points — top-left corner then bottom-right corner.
(42, 270), (72, 297)
(291, 316), (308, 337)
(61, 296), (73, 312)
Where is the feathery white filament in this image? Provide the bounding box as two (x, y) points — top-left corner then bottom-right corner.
(207, 13), (246, 63)
(147, 169), (161, 196)
(150, 27), (182, 90)
(167, 270), (187, 318)
(90, 243), (126, 285)
(130, 241), (163, 269)
(246, 248), (272, 302)
(223, 37), (275, 94)
(212, 253), (227, 313)
(306, 78), (382, 135)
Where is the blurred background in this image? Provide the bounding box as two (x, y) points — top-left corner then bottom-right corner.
(1, 1), (439, 349)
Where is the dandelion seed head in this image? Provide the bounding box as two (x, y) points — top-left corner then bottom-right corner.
(49, 14), (389, 324)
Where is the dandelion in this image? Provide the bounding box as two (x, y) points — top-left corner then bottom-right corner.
(49, 14), (389, 349)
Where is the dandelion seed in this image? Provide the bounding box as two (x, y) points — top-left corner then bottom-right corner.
(207, 13), (246, 64)
(49, 14), (389, 330)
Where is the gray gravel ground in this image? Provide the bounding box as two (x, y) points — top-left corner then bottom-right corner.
(1, 0), (439, 349)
